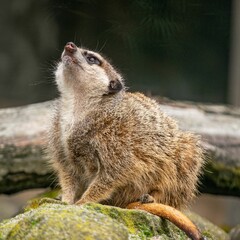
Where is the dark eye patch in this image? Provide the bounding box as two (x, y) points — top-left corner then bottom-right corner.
(84, 52), (101, 65)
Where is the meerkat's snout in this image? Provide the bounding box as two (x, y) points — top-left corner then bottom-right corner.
(65, 42), (77, 53)
(61, 42), (79, 64)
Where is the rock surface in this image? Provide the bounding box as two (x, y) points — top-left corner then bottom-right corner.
(0, 198), (229, 240)
(229, 224), (240, 240)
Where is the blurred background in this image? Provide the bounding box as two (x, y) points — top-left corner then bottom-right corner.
(0, 0), (238, 108)
(0, 0), (239, 230)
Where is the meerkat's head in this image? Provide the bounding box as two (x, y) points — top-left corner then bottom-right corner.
(55, 42), (124, 97)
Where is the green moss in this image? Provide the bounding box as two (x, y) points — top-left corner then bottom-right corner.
(0, 211), (28, 239)
(39, 189), (60, 199)
(0, 198), (230, 240)
(83, 203), (164, 238)
(206, 157), (240, 191)
(6, 202), (128, 240)
(24, 197), (66, 212)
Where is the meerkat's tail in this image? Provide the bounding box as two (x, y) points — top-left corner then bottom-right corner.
(127, 202), (204, 240)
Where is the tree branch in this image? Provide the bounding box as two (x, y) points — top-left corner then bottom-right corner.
(0, 99), (240, 196)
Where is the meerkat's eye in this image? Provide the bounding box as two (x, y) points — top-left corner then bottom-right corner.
(86, 55), (101, 65)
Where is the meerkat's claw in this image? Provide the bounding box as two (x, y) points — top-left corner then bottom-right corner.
(55, 194), (62, 201)
(139, 194), (155, 204)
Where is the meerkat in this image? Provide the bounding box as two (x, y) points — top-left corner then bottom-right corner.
(48, 42), (204, 240)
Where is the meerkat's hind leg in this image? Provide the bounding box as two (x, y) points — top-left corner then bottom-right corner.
(139, 193), (156, 204)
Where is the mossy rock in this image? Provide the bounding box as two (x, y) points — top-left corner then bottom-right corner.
(0, 198), (229, 240)
(229, 224), (240, 240)
(184, 211), (230, 240)
(0, 198), (127, 240)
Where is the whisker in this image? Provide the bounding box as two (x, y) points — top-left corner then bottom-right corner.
(99, 39), (108, 52)
(95, 40), (99, 51)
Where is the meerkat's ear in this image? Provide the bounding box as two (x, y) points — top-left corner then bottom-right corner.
(108, 79), (123, 94)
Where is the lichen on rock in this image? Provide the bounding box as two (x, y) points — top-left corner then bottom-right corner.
(0, 198), (229, 240)
(0, 199), (128, 240)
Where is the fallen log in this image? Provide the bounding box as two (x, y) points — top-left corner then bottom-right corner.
(0, 99), (240, 196)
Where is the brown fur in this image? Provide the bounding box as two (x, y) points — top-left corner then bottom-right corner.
(47, 43), (204, 209)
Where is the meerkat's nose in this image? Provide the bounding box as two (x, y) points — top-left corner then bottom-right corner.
(64, 42), (77, 53)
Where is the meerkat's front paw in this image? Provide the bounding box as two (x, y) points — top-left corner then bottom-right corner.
(61, 194), (75, 204)
(139, 194), (156, 204)
(75, 198), (89, 205)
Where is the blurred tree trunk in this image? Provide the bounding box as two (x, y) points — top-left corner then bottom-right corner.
(229, 0), (240, 106)
(0, 99), (240, 196)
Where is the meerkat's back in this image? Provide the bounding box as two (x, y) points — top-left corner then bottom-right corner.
(85, 91), (203, 208)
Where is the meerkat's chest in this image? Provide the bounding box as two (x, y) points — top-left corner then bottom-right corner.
(67, 131), (99, 179)
(59, 105), (75, 156)
(60, 111), (99, 177)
